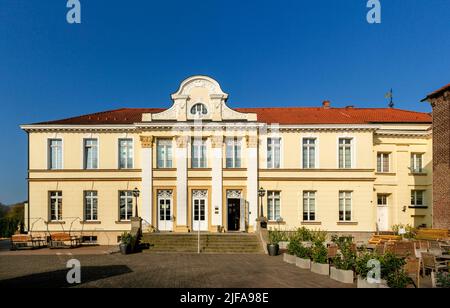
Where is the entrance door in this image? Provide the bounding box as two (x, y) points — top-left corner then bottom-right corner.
(192, 190), (208, 231)
(377, 206), (388, 232)
(227, 199), (241, 231)
(158, 190), (173, 232)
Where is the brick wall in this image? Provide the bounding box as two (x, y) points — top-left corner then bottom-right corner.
(430, 90), (450, 229)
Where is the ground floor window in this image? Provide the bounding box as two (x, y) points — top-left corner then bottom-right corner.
(339, 191), (352, 221)
(267, 191), (281, 221)
(119, 191), (133, 221)
(49, 191), (62, 221)
(303, 191), (316, 221)
(84, 191), (98, 221)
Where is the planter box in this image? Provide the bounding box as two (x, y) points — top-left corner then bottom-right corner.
(311, 262), (330, 276)
(330, 267), (354, 284)
(295, 257), (311, 269)
(356, 276), (388, 288)
(283, 253), (296, 264)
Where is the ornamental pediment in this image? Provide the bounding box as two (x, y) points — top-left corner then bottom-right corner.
(142, 76), (257, 122)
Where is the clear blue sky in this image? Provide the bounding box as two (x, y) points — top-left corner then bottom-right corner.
(0, 0), (449, 204)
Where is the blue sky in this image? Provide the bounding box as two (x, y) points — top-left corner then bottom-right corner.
(0, 0), (449, 204)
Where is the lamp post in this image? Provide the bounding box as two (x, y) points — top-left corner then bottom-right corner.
(258, 187), (266, 219)
(133, 187), (140, 218)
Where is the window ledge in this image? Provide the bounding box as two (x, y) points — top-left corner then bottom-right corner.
(337, 222), (358, 226)
(301, 221), (322, 226)
(81, 221), (101, 225)
(46, 221), (66, 225)
(409, 173), (428, 176)
(375, 172), (396, 176)
(115, 221), (131, 224)
(409, 206), (428, 209)
(154, 168), (176, 171)
(267, 221), (286, 225)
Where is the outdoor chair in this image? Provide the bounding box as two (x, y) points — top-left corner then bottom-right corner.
(421, 253), (448, 276)
(404, 257), (421, 288)
(393, 241), (415, 258)
(374, 243), (385, 255)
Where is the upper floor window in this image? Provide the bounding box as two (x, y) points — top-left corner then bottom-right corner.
(302, 138), (316, 169)
(410, 153), (423, 173)
(411, 190), (425, 207)
(267, 191), (281, 221)
(191, 139), (207, 168)
(190, 103), (208, 116)
(84, 139), (98, 169)
(377, 153), (390, 173)
(49, 191), (62, 221)
(339, 191), (352, 222)
(303, 191), (316, 221)
(119, 191), (133, 221)
(157, 139), (173, 169)
(338, 138), (353, 169)
(84, 191), (98, 221)
(226, 138), (242, 168)
(267, 138), (281, 169)
(119, 139), (133, 169)
(48, 139), (62, 170)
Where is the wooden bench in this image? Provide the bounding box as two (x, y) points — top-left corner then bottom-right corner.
(49, 233), (81, 249)
(416, 229), (449, 241)
(11, 234), (46, 250)
(368, 234), (402, 245)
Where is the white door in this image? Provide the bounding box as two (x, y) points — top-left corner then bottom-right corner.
(192, 190), (208, 231)
(158, 190), (173, 232)
(377, 206), (388, 232)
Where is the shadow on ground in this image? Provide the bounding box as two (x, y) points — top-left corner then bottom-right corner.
(0, 265), (133, 288)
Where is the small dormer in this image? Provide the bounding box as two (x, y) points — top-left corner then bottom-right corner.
(142, 75), (257, 122)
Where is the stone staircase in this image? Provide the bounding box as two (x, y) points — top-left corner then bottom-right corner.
(142, 233), (263, 254)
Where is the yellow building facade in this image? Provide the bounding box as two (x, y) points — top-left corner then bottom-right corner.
(21, 76), (433, 244)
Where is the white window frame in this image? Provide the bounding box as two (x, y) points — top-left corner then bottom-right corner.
(410, 153), (423, 173)
(84, 191), (98, 221)
(48, 138), (63, 170)
(338, 137), (354, 169)
(191, 138), (207, 168)
(49, 191), (63, 221)
(267, 137), (282, 169)
(118, 138), (134, 169)
(377, 152), (390, 173)
(339, 191), (352, 222)
(157, 139), (173, 169)
(83, 138), (99, 170)
(303, 191), (316, 221)
(119, 191), (133, 221)
(302, 138), (317, 169)
(267, 191), (281, 221)
(225, 137), (242, 169)
(411, 190), (425, 207)
(377, 194), (389, 206)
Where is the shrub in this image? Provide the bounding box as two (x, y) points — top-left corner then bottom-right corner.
(268, 229), (283, 245)
(355, 251), (379, 280)
(287, 238), (301, 255)
(310, 233), (328, 264)
(332, 235), (356, 271)
(392, 224), (417, 239)
(436, 272), (450, 288)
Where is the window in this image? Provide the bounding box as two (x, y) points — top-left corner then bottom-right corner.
(84, 191), (98, 221)
(411, 190), (424, 207)
(49, 191), (62, 221)
(267, 191), (281, 221)
(157, 139), (173, 168)
(119, 139), (133, 169)
(191, 139), (207, 168)
(303, 191), (316, 221)
(377, 194), (388, 206)
(338, 138), (352, 168)
(267, 138), (281, 169)
(410, 153), (423, 173)
(377, 153), (390, 173)
(339, 191), (352, 221)
(119, 191), (133, 221)
(190, 103), (208, 116)
(84, 139), (98, 169)
(226, 138), (242, 168)
(48, 139), (63, 170)
(302, 138), (316, 169)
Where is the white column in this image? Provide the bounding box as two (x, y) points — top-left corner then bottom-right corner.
(140, 136), (153, 226)
(247, 136), (259, 231)
(176, 136), (188, 229)
(211, 136), (223, 227)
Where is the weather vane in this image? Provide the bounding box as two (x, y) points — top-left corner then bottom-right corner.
(385, 88), (394, 108)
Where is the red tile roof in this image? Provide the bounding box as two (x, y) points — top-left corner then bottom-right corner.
(422, 83), (450, 101)
(34, 106), (431, 125)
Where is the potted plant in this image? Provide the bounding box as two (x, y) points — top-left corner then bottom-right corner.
(119, 232), (133, 255)
(284, 237), (298, 264)
(310, 231), (329, 275)
(267, 229), (281, 256)
(355, 251), (382, 288)
(295, 244), (312, 269)
(330, 235), (356, 284)
(380, 253), (410, 288)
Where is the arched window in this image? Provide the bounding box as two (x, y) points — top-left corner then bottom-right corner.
(190, 103), (208, 116)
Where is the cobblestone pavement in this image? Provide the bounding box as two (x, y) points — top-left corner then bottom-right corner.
(0, 252), (354, 288)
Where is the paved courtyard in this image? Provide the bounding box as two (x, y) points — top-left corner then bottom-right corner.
(0, 241), (353, 288)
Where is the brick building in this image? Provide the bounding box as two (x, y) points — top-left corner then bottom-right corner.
(423, 83), (450, 229)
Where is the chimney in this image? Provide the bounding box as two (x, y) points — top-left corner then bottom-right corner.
(322, 100), (331, 109)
